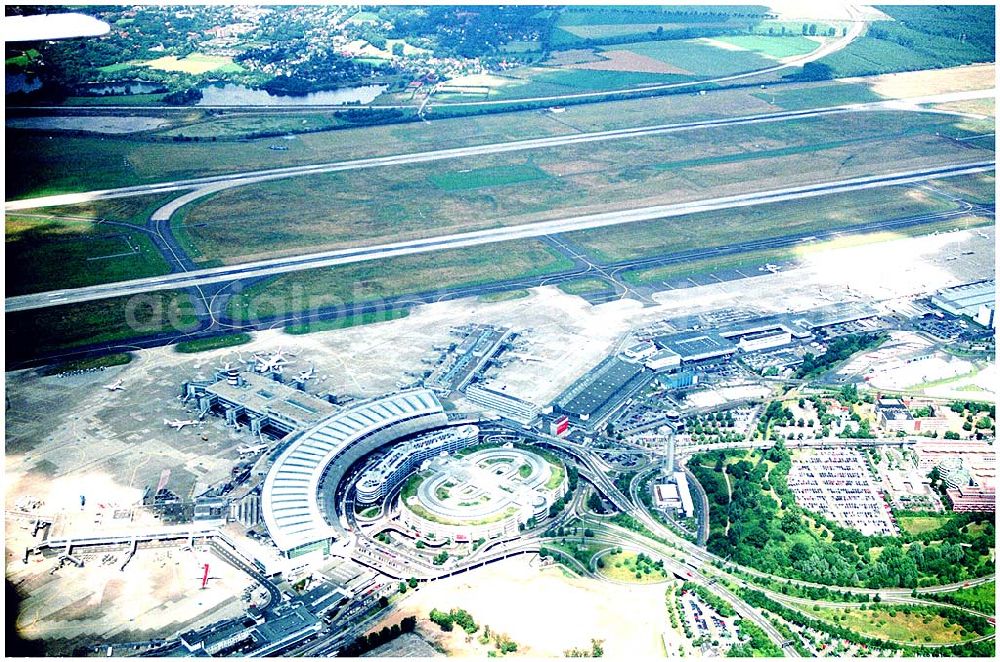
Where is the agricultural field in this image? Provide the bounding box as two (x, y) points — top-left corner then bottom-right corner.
(139, 53), (243, 75)
(816, 6), (994, 77)
(808, 605), (991, 645)
(619, 39), (775, 77)
(225, 239), (574, 321)
(710, 34), (820, 59)
(549, 5), (767, 45)
(6, 290), (200, 365)
(483, 67), (690, 101)
(179, 109), (985, 264)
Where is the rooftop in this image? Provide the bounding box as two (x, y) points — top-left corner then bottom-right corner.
(206, 371), (337, 428)
(554, 356), (644, 418)
(262, 389), (445, 552)
(654, 330), (736, 361)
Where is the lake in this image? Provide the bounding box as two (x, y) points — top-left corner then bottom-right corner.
(196, 83), (388, 106)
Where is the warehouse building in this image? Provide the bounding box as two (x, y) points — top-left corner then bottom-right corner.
(652, 330), (737, 363)
(553, 356), (649, 426)
(930, 280), (995, 324)
(644, 347), (681, 372)
(875, 398), (915, 433)
(735, 329), (793, 353)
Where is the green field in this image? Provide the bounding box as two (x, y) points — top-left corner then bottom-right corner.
(174, 332), (252, 353)
(11, 67), (975, 201)
(284, 308), (410, 334)
(897, 514), (954, 536)
(816, 6), (994, 78)
(7, 106), (583, 199)
(810, 605), (989, 644)
(429, 163), (550, 191)
(63, 93), (167, 106)
(924, 173), (996, 205)
(478, 289), (530, 303)
(7, 290), (200, 364)
(6, 215), (172, 296)
(6, 193), (181, 295)
(571, 183), (957, 265)
(711, 35), (819, 59)
(97, 61), (140, 74)
(941, 581), (995, 614)
(484, 67), (690, 101)
(621, 39), (774, 77)
(557, 278), (613, 295)
(40, 352), (133, 376)
(597, 551), (670, 584)
(180, 109), (980, 264)
(226, 239), (574, 321)
(752, 83), (882, 110)
(159, 112), (346, 139)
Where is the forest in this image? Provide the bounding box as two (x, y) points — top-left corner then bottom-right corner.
(690, 441), (994, 589)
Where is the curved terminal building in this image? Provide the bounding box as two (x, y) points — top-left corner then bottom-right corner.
(262, 389), (447, 556)
(356, 424), (480, 506)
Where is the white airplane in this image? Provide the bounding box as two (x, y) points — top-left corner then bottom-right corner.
(103, 380), (125, 391)
(237, 443), (268, 458)
(164, 419), (199, 431)
(296, 364), (316, 381)
(254, 350), (289, 373)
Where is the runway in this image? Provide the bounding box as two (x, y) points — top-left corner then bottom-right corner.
(7, 160), (994, 313)
(5, 89), (993, 218)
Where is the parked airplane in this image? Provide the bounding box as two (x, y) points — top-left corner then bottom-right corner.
(103, 380), (125, 391)
(296, 364), (316, 381)
(254, 350), (289, 373)
(237, 443), (268, 458)
(164, 419), (198, 431)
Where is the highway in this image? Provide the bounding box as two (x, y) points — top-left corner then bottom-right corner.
(6, 88), (992, 217)
(7, 160), (994, 313)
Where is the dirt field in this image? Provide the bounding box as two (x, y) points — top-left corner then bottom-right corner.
(543, 48), (604, 66)
(932, 97), (995, 118)
(856, 63), (995, 99)
(568, 49), (692, 74)
(373, 556), (674, 658)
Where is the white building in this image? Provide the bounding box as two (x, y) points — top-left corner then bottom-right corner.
(464, 384), (541, 424)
